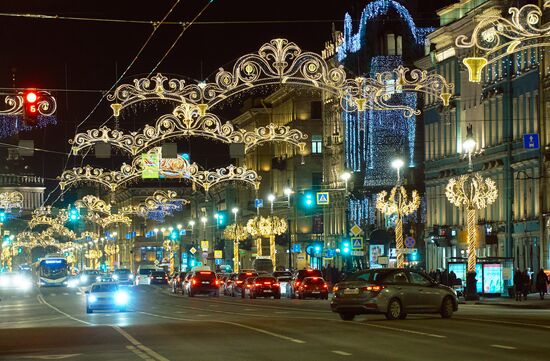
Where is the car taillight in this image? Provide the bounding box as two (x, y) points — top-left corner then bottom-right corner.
(150, 276), (153, 279)
(295, 281), (300, 287)
(236, 280), (243, 284)
(273, 283), (280, 287)
(192, 279), (197, 286)
(263, 282), (271, 285)
(255, 283), (262, 286)
(323, 284), (328, 288)
(215, 280), (220, 286)
(363, 285), (384, 292)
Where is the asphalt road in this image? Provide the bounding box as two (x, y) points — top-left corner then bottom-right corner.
(0, 285), (549, 361)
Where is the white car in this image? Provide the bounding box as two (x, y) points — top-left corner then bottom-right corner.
(85, 282), (129, 313)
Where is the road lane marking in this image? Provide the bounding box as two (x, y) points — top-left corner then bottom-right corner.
(332, 351), (352, 356)
(113, 326), (169, 361)
(127, 345), (154, 361)
(359, 321), (446, 339)
(37, 295), (94, 326)
(491, 344), (517, 350)
(140, 311), (306, 344)
(457, 317), (550, 330)
(0, 316), (65, 327)
(63, 293), (69, 296)
(243, 308), (256, 311)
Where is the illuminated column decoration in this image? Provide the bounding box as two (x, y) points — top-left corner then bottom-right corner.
(456, 2), (550, 82)
(104, 244), (119, 271)
(376, 186), (420, 268)
(223, 224), (248, 273)
(163, 240), (177, 276)
(445, 174), (498, 273)
(246, 216), (287, 265)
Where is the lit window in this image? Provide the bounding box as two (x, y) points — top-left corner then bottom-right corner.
(311, 135), (322, 154)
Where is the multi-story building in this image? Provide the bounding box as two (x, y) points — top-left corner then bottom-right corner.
(417, 0), (547, 272)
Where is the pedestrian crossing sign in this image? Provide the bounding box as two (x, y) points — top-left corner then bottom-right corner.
(316, 192), (329, 205)
(351, 237), (363, 250)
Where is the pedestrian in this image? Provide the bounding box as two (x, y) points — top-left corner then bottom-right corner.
(441, 269), (449, 286)
(513, 269), (523, 301)
(449, 270), (457, 287)
(535, 269), (548, 300)
(522, 270), (531, 301)
(435, 269), (442, 284)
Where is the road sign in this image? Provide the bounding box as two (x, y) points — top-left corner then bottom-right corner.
(189, 247), (197, 255)
(350, 224), (362, 236)
(351, 250), (365, 256)
(316, 192), (329, 205)
(179, 229), (187, 236)
(403, 248), (417, 254)
(214, 250), (223, 259)
(404, 236), (416, 248)
(255, 198), (264, 208)
(523, 133), (539, 150)
(201, 240), (209, 251)
(351, 237), (363, 250)
(377, 256), (389, 265)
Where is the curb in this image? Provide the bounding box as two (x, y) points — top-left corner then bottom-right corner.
(459, 300), (550, 309)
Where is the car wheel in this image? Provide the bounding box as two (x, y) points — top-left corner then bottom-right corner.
(339, 313), (355, 321)
(250, 292), (256, 299)
(299, 293), (305, 300)
(274, 294), (281, 299)
(290, 290), (296, 299)
(231, 290), (235, 297)
(386, 298), (403, 320)
(86, 307), (93, 314)
(440, 296), (454, 318)
(399, 313), (407, 320)
(241, 290), (245, 298)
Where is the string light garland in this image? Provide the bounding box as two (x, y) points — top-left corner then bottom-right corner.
(376, 186), (421, 268)
(0, 191), (24, 211)
(75, 195), (112, 215)
(70, 101), (308, 157)
(120, 190), (189, 219)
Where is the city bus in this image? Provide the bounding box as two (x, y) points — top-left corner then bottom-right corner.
(36, 255), (68, 287)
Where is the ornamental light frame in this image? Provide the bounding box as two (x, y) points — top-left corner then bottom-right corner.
(0, 191), (24, 212)
(246, 216), (287, 264)
(223, 223), (249, 273)
(0, 91), (57, 116)
(456, 2), (550, 82)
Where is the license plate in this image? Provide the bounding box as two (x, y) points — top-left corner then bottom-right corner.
(344, 288), (359, 295)
(202, 281), (210, 284)
(312, 291), (320, 294)
(156, 277), (162, 279)
(264, 290), (272, 293)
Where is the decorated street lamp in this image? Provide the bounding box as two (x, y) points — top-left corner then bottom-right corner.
(376, 158), (420, 268)
(445, 125), (497, 300)
(268, 194), (276, 214)
(246, 216), (287, 265)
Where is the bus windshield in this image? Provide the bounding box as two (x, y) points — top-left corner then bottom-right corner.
(40, 259), (68, 279)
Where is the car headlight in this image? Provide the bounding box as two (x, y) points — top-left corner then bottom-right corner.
(80, 275), (88, 283)
(96, 276), (101, 282)
(112, 274), (119, 280)
(129, 274), (134, 279)
(88, 294), (97, 303)
(68, 279), (79, 288)
(115, 291), (129, 305)
(18, 279), (32, 290)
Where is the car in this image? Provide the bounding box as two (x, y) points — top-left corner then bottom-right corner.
(0, 272), (33, 292)
(330, 268), (458, 321)
(290, 268), (322, 298)
(223, 273), (237, 295)
(171, 272), (187, 294)
(112, 269), (134, 285)
(230, 271), (258, 297)
(136, 265), (157, 285)
(297, 277), (328, 299)
(245, 276), (281, 299)
(273, 271), (292, 297)
(185, 270), (219, 297)
(148, 271), (169, 285)
(79, 270), (101, 286)
(98, 273), (114, 283)
(85, 282), (130, 313)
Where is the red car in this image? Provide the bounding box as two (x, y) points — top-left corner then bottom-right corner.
(297, 277), (329, 299)
(230, 271), (258, 297)
(186, 270), (220, 297)
(290, 268), (323, 298)
(246, 276), (281, 299)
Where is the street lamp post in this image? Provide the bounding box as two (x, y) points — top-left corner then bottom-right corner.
(446, 125), (498, 300)
(284, 187), (293, 270)
(340, 171), (352, 271)
(177, 224), (183, 271)
(268, 194), (276, 214)
(232, 207), (239, 271)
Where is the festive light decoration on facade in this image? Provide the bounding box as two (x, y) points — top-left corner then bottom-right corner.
(376, 186), (421, 267)
(85, 248), (103, 269)
(0, 191), (24, 212)
(103, 243), (119, 270)
(78, 231), (99, 241)
(107, 39), (451, 117)
(70, 103), (308, 157)
(0, 115), (57, 139)
(445, 173), (498, 273)
(0, 91), (57, 117)
(246, 216), (287, 264)
(163, 240), (178, 276)
(96, 213), (132, 228)
(58, 156), (261, 193)
(456, 2), (550, 82)
(223, 224), (248, 273)
(338, 0), (434, 61)
(75, 195), (112, 215)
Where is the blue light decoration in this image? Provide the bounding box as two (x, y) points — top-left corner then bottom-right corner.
(337, 0), (434, 61)
(146, 200), (184, 222)
(0, 115), (57, 139)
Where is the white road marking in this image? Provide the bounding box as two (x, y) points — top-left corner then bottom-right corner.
(76, 292), (82, 295)
(140, 311), (306, 344)
(113, 326), (169, 361)
(18, 353), (82, 359)
(37, 295), (94, 326)
(490, 344), (517, 350)
(243, 308), (256, 311)
(458, 317), (550, 330)
(63, 293), (69, 296)
(127, 345), (154, 360)
(359, 321), (446, 339)
(50, 293), (56, 296)
(332, 350), (352, 356)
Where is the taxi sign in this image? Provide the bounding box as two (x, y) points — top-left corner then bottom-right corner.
(316, 192), (329, 205)
(350, 224), (362, 236)
(189, 247), (197, 255)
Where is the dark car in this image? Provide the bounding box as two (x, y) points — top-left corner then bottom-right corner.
(171, 272), (187, 294)
(112, 269), (134, 285)
(330, 268), (458, 321)
(230, 271), (258, 297)
(297, 277), (328, 299)
(290, 268), (322, 298)
(148, 271), (168, 285)
(246, 276), (281, 299)
(186, 270), (219, 297)
(79, 270), (101, 286)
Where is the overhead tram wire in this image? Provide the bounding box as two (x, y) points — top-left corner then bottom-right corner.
(42, 0), (183, 207)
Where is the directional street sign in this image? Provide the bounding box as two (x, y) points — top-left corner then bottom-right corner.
(403, 248), (417, 254)
(189, 247), (197, 255)
(404, 236), (416, 248)
(351, 237), (363, 250)
(255, 198), (264, 208)
(350, 224), (362, 236)
(523, 133), (539, 150)
(316, 192), (329, 205)
(214, 250), (223, 259)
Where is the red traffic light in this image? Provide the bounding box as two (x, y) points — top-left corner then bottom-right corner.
(23, 90), (40, 126)
(25, 91), (38, 104)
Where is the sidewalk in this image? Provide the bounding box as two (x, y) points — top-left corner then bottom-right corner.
(460, 293), (550, 309)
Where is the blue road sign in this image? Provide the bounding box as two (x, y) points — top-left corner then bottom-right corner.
(179, 229), (187, 236)
(255, 198), (264, 208)
(316, 192), (329, 205)
(404, 236), (416, 248)
(292, 243), (301, 253)
(351, 237), (363, 250)
(523, 133), (539, 150)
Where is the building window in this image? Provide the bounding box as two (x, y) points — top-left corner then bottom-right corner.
(311, 135), (322, 154)
(381, 33), (403, 56)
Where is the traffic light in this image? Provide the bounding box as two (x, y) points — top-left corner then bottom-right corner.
(0, 209), (6, 223)
(170, 231), (178, 240)
(22, 90), (40, 126)
(341, 240), (350, 255)
(300, 192), (314, 209)
(69, 207), (80, 222)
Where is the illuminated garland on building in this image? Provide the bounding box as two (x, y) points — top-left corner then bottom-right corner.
(0, 191), (24, 212)
(120, 190), (188, 220)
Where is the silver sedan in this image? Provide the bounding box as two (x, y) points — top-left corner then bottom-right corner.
(330, 268), (458, 321)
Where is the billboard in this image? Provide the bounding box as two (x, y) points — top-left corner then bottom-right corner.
(141, 148), (191, 179)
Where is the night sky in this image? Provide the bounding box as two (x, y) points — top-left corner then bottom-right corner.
(0, 0), (454, 202)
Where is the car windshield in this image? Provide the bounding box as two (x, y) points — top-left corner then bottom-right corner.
(84, 270), (100, 275)
(344, 270), (389, 282)
(115, 269), (131, 274)
(91, 284), (118, 292)
(151, 271), (166, 277)
(297, 269), (322, 279)
(304, 277), (324, 284)
(273, 271), (292, 278)
(256, 277), (276, 283)
(239, 272), (258, 280)
(196, 271), (215, 279)
(139, 268), (154, 275)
